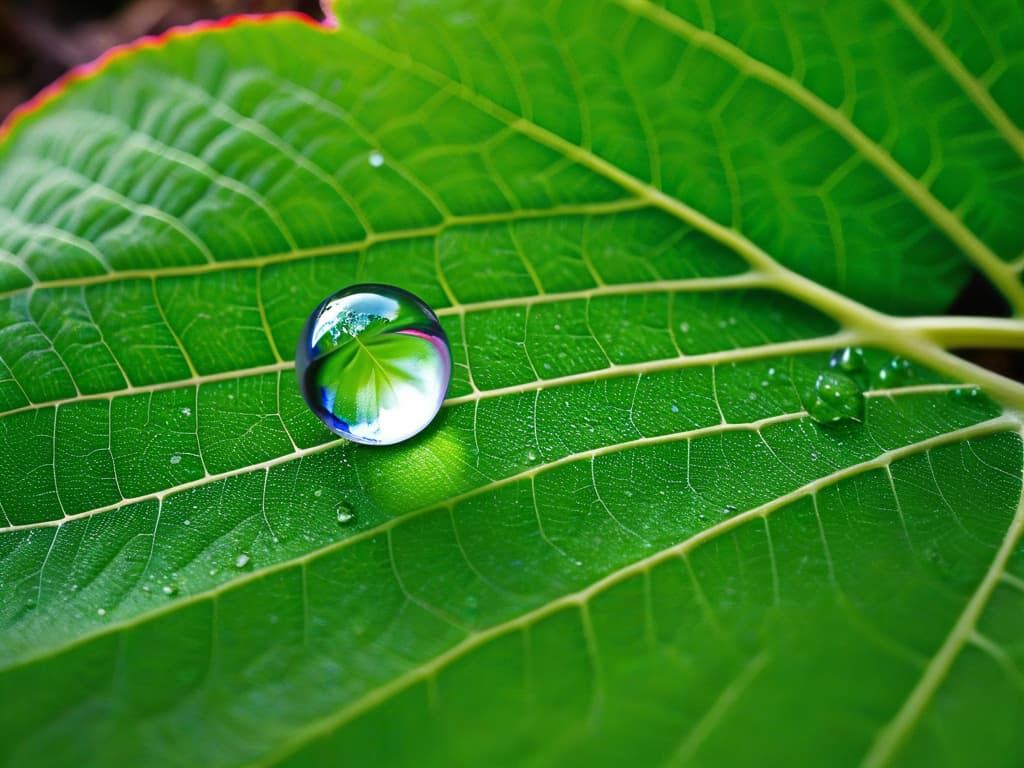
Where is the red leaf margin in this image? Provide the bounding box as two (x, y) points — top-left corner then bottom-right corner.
(0, 2), (340, 142)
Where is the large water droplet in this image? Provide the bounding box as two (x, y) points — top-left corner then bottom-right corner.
(874, 356), (914, 387)
(804, 370), (864, 425)
(295, 284), (451, 446)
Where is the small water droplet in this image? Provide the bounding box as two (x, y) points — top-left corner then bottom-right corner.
(183, 519), (190, 526)
(747, 392), (757, 401)
(162, 585), (177, 596)
(70, 583), (78, 592)
(142, 584), (151, 593)
(314, 489), (323, 498)
(181, 407), (192, 417)
(679, 322), (690, 333)
(670, 404), (679, 413)
(295, 284), (450, 446)
(336, 502), (356, 524)
(810, 452), (818, 460)
(804, 370), (864, 425)
(368, 150), (384, 167)
(526, 449), (538, 464)
(874, 356), (914, 387)
(169, 455), (181, 465)
(235, 553), (251, 569)
(722, 505), (737, 515)
(768, 367), (776, 377)
(97, 608), (106, 616)
(209, 568), (219, 577)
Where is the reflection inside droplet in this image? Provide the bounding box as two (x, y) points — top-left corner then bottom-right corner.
(295, 284), (451, 446)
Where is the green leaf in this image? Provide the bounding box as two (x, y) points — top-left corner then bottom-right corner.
(1, 2), (1023, 766)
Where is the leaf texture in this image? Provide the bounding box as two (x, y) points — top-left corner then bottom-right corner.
(0, 2), (1022, 766)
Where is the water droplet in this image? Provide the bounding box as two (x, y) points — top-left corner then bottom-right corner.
(181, 407), (192, 417)
(209, 568), (219, 577)
(314, 489), (322, 498)
(368, 150), (384, 167)
(295, 284), (451, 445)
(679, 322), (690, 333)
(336, 502), (356, 524)
(526, 449), (538, 464)
(183, 519), (190, 526)
(670, 404), (679, 413)
(829, 346), (865, 374)
(70, 584), (78, 592)
(722, 505), (737, 515)
(162, 585), (177, 596)
(804, 370), (864, 425)
(142, 585), (151, 593)
(768, 367), (776, 377)
(747, 392), (757, 401)
(235, 553), (251, 569)
(948, 386), (996, 412)
(874, 356), (914, 387)
(169, 455), (181, 465)
(97, 608), (106, 616)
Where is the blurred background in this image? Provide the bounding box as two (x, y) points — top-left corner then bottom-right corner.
(0, 0), (322, 120)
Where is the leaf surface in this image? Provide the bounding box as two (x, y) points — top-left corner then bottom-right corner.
(0, 2), (1023, 766)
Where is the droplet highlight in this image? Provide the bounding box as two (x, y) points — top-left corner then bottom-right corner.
(874, 356), (914, 387)
(295, 284), (452, 446)
(336, 502), (356, 524)
(804, 370), (864, 425)
(829, 346), (865, 375)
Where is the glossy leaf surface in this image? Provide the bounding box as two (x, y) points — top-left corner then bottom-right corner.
(0, 2), (1022, 766)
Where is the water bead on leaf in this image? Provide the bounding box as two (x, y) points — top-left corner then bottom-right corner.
(829, 346), (866, 375)
(874, 355), (914, 387)
(804, 370), (865, 425)
(295, 284), (452, 446)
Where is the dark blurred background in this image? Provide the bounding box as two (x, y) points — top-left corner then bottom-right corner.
(0, 0), (1018, 379)
(0, 0), (322, 119)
